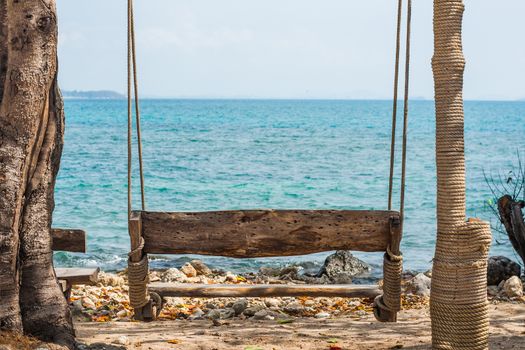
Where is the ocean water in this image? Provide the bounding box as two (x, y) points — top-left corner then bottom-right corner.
(53, 99), (525, 277)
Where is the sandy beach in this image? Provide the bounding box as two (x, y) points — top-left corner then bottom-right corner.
(75, 303), (525, 350)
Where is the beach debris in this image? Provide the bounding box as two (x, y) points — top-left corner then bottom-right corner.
(180, 263), (198, 277)
(317, 251), (371, 283)
(404, 273), (431, 297)
(190, 259), (212, 276)
(503, 276), (523, 298)
(487, 256), (521, 286)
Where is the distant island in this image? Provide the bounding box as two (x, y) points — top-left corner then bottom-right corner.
(62, 90), (125, 99)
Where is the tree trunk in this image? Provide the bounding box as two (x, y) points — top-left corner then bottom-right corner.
(0, 0), (74, 347)
(498, 195), (525, 266)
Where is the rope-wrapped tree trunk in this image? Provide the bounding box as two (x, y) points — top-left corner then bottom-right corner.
(431, 1), (492, 349)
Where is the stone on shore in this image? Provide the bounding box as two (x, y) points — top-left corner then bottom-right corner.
(190, 259), (212, 276)
(405, 273), (431, 297)
(180, 263), (198, 278)
(487, 256), (521, 286)
(161, 268), (187, 282)
(503, 276), (523, 298)
(317, 251), (371, 283)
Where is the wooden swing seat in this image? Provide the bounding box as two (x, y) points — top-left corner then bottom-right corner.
(129, 209), (401, 321)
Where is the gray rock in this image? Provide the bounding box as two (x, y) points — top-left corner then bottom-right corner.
(206, 309), (221, 320)
(503, 276), (523, 298)
(284, 302), (306, 315)
(232, 299), (248, 315)
(220, 308), (236, 319)
(317, 251), (371, 282)
(161, 268), (187, 282)
(264, 298), (282, 308)
(315, 312), (330, 319)
(243, 304), (266, 317)
(487, 285), (499, 297)
(405, 273), (431, 297)
(190, 259), (212, 276)
(253, 309), (270, 320)
(487, 256), (521, 286)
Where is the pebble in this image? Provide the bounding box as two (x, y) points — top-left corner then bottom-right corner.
(504, 276), (523, 298)
(225, 271), (237, 282)
(264, 298), (281, 308)
(220, 308), (236, 319)
(304, 300), (315, 307)
(284, 302), (306, 315)
(315, 312), (330, 319)
(189, 308), (204, 320)
(244, 305), (266, 317)
(181, 263), (198, 278)
(232, 299), (248, 315)
(206, 309), (221, 320)
(114, 336), (130, 345)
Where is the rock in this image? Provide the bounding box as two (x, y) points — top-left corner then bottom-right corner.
(503, 276), (523, 298)
(487, 256), (521, 286)
(405, 273), (431, 297)
(161, 268), (187, 282)
(258, 266), (301, 280)
(220, 308), (235, 319)
(253, 309), (271, 320)
(190, 259), (212, 276)
(116, 309), (128, 318)
(81, 297), (96, 309)
(98, 272), (126, 287)
(189, 308), (205, 320)
(225, 271), (237, 282)
(264, 298), (281, 308)
(244, 304), (266, 317)
(317, 251), (371, 282)
(304, 300), (315, 307)
(232, 299), (248, 315)
(113, 336), (130, 345)
(164, 297), (185, 307)
(206, 309), (221, 320)
(180, 263), (198, 277)
(487, 285), (499, 297)
(315, 312), (330, 319)
(284, 302), (306, 315)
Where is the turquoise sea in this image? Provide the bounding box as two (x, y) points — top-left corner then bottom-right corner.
(53, 99), (525, 277)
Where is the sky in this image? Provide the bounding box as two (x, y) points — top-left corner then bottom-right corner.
(57, 1), (525, 100)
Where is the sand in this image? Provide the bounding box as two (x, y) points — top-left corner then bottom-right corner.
(75, 303), (525, 350)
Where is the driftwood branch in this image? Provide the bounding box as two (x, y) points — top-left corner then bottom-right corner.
(498, 195), (525, 266)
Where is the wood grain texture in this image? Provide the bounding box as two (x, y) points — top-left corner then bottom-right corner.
(139, 210), (398, 257)
(51, 229), (86, 253)
(149, 282), (382, 298)
(55, 267), (99, 285)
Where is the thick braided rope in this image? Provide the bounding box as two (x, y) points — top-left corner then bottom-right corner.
(431, 1), (491, 348)
(128, 252), (150, 309)
(381, 248), (403, 312)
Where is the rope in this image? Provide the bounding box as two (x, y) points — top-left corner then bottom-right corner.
(127, 0), (146, 215)
(399, 0), (411, 228)
(431, 1), (491, 348)
(388, 0), (403, 211)
(128, 254), (150, 309)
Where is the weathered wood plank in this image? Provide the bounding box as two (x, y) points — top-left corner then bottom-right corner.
(51, 228), (86, 253)
(140, 210), (398, 257)
(55, 267), (99, 285)
(149, 283), (382, 298)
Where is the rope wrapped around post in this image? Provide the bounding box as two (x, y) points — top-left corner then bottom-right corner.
(374, 247), (403, 321)
(128, 237), (150, 309)
(431, 220), (492, 349)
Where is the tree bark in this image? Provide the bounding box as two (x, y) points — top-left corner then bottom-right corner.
(0, 0), (74, 346)
(19, 79), (75, 347)
(498, 195), (525, 266)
